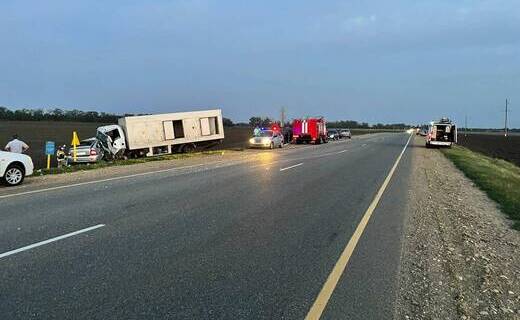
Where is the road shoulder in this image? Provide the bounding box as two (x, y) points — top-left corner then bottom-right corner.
(396, 137), (520, 319)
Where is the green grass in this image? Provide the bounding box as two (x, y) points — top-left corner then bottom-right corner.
(34, 150), (230, 176)
(442, 145), (520, 230)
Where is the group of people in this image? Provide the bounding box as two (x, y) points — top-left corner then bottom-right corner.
(4, 134), (68, 168)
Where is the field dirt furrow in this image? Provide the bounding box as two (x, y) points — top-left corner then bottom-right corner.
(457, 133), (520, 167)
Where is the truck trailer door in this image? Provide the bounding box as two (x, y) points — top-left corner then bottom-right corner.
(163, 121), (175, 140)
(200, 118), (211, 136)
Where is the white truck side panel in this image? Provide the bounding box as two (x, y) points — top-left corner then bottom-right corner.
(118, 109), (224, 150)
(163, 121), (175, 140)
(183, 118), (200, 140)
(200, 118), (211, 136)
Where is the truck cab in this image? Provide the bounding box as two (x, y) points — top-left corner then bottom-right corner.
(96, 125), (127, 158)
(426, 118), (457, 148)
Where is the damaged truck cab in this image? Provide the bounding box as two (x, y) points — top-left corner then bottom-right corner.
(96, 125), (127, 159)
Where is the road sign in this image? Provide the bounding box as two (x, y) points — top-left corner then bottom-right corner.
(45, 141), (55, 170)
(45, 141), (55, 155)
(71, 131), (80, 146)
(71, 131), (80, 161)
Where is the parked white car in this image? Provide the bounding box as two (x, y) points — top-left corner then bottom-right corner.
(0, 150), (34, 186)
(249, 130), (284, 149)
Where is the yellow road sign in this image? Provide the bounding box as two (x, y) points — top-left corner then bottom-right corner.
(71, 131), (80, 146)
(72, 131), (80, 161)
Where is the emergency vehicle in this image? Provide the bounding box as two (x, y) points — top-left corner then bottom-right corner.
(426, 118), (457, 148)
(291, 118), (328, 144)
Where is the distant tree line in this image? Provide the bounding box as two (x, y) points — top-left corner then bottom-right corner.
(328, 120), (409, 129)
(1, 107), (415, 130)
(459, 127), (520, 133)
(248, 116), (274, 127)
(0, 106), (119, 123)
(245, 116), (410, 129)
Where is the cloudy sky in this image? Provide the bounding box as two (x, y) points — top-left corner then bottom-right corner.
(1, 0), (518, 127)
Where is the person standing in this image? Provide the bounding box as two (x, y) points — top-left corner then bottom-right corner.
(4, 134), (29, 153)
(56, 145), (67, 168)
(253, 126), (261, 136)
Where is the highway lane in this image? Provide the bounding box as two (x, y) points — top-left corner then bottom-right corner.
(0, 133), (412, 319)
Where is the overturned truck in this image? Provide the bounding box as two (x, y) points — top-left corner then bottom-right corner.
(96, 109), (224, 159)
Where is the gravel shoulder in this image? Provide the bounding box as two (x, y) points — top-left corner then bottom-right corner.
(396, 137), (520, 319)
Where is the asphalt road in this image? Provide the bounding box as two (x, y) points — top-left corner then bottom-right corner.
(0, 133), (413, 319)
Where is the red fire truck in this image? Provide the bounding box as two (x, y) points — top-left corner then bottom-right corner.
(291, 117), (328, 144)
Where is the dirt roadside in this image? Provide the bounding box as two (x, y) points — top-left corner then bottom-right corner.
(396, 137), (520, 319)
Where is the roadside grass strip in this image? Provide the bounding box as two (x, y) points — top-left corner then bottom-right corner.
(443, 145), (520, 230)
(34, 150), (230, 176)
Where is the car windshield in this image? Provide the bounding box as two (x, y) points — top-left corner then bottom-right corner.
(79, 140), (95, 147)
(254, 130), (273, 137)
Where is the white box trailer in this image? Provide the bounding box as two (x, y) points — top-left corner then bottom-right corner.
(97, 109), (224, 158)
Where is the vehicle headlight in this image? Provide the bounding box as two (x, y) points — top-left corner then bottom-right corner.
(262, 138), (270, 143)
(249, 138), (255, 144)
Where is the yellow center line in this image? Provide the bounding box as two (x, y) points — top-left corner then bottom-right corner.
(305, 133), (413, 320)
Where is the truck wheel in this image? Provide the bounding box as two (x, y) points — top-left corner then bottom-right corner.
(3, 164), (25, 186)
(183, 143), (196, 153)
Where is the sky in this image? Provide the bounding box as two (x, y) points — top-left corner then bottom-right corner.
(1, 0), (519, 128)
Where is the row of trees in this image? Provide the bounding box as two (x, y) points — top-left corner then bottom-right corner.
(0, 107), (119, 123)
(0, 107), (236, 128)
(247, 117), (409, 129)
(327, 120), (409, 129)
(248, 116), (274, 127)
(0, 106), (409, 129)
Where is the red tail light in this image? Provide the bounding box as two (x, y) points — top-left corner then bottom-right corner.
(90, 148), (97, 156)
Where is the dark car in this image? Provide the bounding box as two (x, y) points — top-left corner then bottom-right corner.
(327, 129), (340, 141)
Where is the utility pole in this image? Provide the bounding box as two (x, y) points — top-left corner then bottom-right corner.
(504, 99), (509, 137)
(280, 106), (286, 127)
(465, 114), (468, 137)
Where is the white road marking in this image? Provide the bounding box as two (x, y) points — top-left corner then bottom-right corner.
(0, 224), (106, 259)
(361, 143), (367, 147)
(0, 163), (209, 200)
(336, 150), (348, 154)
(305, 133), (413, 320)
(280, 163), (304, 171)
